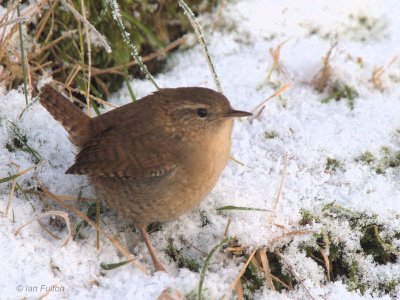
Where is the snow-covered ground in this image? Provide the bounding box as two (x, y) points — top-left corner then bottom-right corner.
(1, 0), (400, 299)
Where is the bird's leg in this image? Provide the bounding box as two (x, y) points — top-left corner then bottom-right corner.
(136, 223), (166, 273)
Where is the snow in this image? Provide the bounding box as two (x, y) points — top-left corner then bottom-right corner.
(1, 0), (400, 299)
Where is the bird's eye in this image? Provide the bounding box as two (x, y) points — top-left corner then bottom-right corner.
(197, 108), (208, 118)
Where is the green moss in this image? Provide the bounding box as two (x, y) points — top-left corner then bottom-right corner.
(267, 251), (296, 291)
(321, 82), (359, 109)
(360, 225), (397, 265)
(299, 209), (319, 226)
(356, 151), (375, 165)
(264, 130), (278, 139)
(242, 262), (265, 299)
(147, 222), (163, 233)
(373, 147), (400, 174)
(301, 233), (350, 281)
(346, 259), (366, 293)
(325, 158), (341, 172)
(164, 238), (200, 272)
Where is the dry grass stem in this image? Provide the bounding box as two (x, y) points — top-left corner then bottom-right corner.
(229, 155), (245, 166)
(14, 211), (73, 246)
(271, 274), (292, 289)
(267, 40), (288, 81)
(276, 253), (315, 300)
(223, 218), (231, 238)
(225, 249), (257, 300)
(249, 81), (293, 122)
(268, 154), (289, 224)
(42, 187), (150, 274)
(38, 220), (61, 240)
(38, 279), (63, 300)
(233, 279), (244, 300)
(224, 246), (247, 254)
(51, 82), (118, 109)
(5, 164), (19, 217)
(319, 230), (331, 280)
(371, 55), (398, 91)
(29, 31), (74, 59)
(0, 16), (29, 28)
(311, 42), (338, 92)
(258, 249), (275, 290)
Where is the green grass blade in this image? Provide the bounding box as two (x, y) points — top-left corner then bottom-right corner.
(0, 173), (21, 184)
(216, 205), (271, 212)
(100, 259), (133, 270)
(198, 237), (229, 300)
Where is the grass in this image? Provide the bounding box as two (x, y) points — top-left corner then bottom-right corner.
(0, 1), (217, 101)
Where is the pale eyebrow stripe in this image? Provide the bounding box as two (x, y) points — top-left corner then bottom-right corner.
(176, 103), (209, 110)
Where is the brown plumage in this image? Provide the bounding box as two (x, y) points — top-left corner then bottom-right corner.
(39, 84), (251, 272)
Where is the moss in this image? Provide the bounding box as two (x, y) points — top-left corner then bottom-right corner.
(360, 225), (397, 265)
(321, 82), (359, 109)
(164, 238), (200, 272)
(147, 222), (163, 233)
(356, 151), (375, 165)
(264, 130), (278, 139)
(325, 158), (341, 172)
(267, 251), (296, 291)
(242, 262), (265, 299)
(346, 259), (366, 293)
(199, 210), (210, 227)
(299, 209), (319, 226)
(298, 204), (399, 295)
(301, 233), (350, 281)
(373, 147), (400, 174)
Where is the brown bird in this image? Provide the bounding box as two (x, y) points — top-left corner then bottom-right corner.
(39, 85), (251, 272)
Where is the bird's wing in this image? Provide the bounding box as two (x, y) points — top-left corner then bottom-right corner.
(66, 127), (182, 180)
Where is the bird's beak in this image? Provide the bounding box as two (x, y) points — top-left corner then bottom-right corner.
(225, 108), (252, 118)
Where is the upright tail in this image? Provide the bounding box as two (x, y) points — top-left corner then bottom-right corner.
(40, 85), (92, 147)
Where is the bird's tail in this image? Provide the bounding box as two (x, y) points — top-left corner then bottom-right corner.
(39, 85), (91, 147)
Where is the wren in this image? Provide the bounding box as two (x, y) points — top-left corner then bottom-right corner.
(39, 85), (251, 272)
